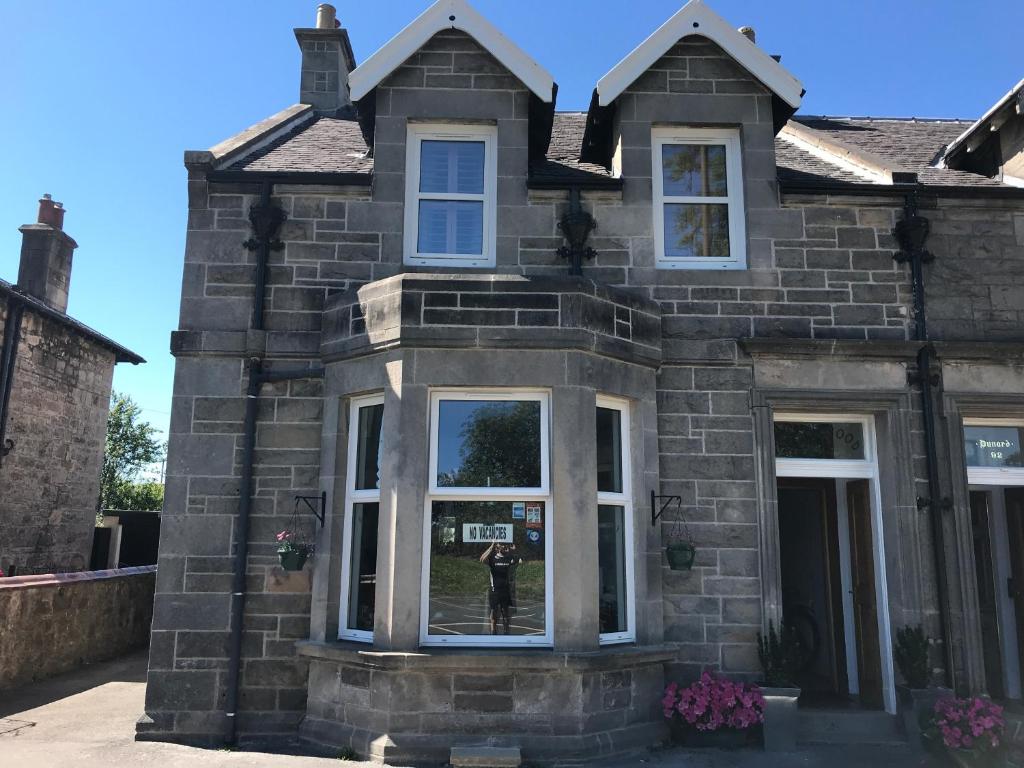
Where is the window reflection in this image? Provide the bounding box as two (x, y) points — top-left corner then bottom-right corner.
(347, 502), (378, 632)
(436, 400), (541, 488)
(597, 407), (623, 494)
(598, 504), (627, 635)
(964, 426), (1024, 468)
(428, 500), (546, 637)
(774, 421), (865, 460)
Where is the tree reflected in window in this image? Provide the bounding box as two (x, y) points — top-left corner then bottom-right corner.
(437, 400), (541, 488)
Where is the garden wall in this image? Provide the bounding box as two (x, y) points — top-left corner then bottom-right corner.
(0, 565), (156, 688)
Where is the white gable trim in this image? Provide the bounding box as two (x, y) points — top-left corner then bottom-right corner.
(595, 0), (803, 109)
(348, 0), (555, 103)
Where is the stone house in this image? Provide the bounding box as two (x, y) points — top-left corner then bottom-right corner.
(139, 0), (1024, 761)
(1, 196), (144, 575)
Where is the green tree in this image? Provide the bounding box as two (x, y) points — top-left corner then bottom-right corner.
(99, 391), (165, 514)
(446, 402), (541, 488)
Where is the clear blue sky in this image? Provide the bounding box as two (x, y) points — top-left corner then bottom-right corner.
(1, 0), (1021, 444)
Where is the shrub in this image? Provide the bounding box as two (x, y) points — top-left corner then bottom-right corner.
(757, 620), (802, 687)
(662, 672), (764, 732)
(894, 624), (930, 689)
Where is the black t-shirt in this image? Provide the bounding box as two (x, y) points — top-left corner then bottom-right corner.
(486, 550), (514, 592)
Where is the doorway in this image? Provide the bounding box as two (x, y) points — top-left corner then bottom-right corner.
(778, 477), (884, 709)
(969, 486), (1024, 700)
(773, 415), (895, 713)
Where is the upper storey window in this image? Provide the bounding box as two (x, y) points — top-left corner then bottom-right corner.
(404, 123), (497, 268)
(652, 127), (746, 270)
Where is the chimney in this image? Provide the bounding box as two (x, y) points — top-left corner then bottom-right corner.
(294, 3), (357, 114)
(17, 194), (77, 314)
(738, 26), (756, 43)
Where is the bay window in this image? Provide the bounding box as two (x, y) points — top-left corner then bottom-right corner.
(422, 391), (552, 646)
(338, 394), (384, 642)
(596, 397), (635, 643)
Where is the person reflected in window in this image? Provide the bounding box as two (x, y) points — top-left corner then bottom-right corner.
(480, 540), (523, 634)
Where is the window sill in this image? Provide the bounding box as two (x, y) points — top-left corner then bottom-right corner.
(296, 639), (676, 671)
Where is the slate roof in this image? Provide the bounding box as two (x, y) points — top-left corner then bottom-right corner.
(225, 117), (372, 175)
(0, 278), (144, 364)
(780, 116), (1011, 189)
(221, 111), (1018, 192)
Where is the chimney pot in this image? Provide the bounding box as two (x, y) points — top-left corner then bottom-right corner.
(316, 4), (336, 30)
(739, 26), (756, 43)
(37, 194), (66, 231)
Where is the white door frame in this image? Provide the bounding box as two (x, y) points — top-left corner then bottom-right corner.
(774, 413), (897, 714)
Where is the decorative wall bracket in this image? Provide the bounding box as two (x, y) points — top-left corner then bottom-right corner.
(243, 202), (288, 252)
(651, 490), (682, 527)
(556, 187), (597, 276)
(295, 491), (327, 527)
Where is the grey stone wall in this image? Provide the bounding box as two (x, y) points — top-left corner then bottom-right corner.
(0, 566), (155, 687)
(0, 300), (115, 575)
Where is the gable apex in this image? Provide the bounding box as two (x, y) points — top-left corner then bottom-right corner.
(595, 0), (803, 109)
(348, 0), (556, 103)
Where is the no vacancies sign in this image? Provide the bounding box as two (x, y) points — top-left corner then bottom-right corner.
(463, 523), (513, 543)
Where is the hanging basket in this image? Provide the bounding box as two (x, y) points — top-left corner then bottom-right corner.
(278, 547), (309, 572)
(666, 542), (696, 571)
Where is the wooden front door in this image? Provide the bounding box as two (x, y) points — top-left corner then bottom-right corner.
(970, 490), (1006, 698)
(847, 478), (884, 708)
(1005, 488), (1024, 693)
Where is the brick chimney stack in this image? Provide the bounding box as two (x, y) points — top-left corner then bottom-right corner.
(17, 194), (78, 314)
(294, 3), (357, 114)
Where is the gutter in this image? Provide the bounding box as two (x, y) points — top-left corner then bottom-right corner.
(0, 295), (25, 467)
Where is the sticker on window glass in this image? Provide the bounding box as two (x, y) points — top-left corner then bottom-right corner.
(527, 529), (542, 545)
(525, 504), (542, 529)
(463, 523), (513, 543)
(512, 502), (526, 520)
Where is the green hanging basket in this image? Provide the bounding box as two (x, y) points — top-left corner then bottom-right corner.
(666, 542), (697, 571)
(278, 548), (309, 572)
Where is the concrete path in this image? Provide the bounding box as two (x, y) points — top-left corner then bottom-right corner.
(0, 651), (929, 767)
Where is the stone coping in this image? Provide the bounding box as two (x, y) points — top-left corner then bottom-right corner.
(0, 565), (156, 590)
(296, 639), (677, 671)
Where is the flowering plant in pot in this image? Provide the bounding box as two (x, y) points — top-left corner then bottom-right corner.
(276, 529), (313, 571)
(927, 696), (1004, 768)
(662, 672), (764, 748)
(757, 620), (803, 752)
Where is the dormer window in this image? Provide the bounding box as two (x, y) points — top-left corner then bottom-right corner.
(652, 127), (746, 269)
(404, 123), (497, 268)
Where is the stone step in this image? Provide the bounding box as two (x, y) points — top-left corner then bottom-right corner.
(797, 709), (906, 746)
(450, 746), (522, 768)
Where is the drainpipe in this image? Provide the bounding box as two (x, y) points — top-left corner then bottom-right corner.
(893, 190), (956, 691)
(0, 294), (25, 467)
(224, 359), (323, 744)
(223, 178), (318, 745)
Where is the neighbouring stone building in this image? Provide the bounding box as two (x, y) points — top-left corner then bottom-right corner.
(140, 0), (1024, 762)
(0, 196), (144, 575)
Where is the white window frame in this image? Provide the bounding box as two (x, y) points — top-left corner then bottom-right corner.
(597, 395), (636, 645)
(963, 418), (1024, 487)
(428, 390), (550, 497)
(652, 126), (746, 270)
(338, 393), (384, 643)
(773, 412), (876, 479)
(421, 389), (553, 647)
(403, 123), (497, 269)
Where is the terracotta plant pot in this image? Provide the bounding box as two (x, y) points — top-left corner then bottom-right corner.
(760, 685), (800, 752)
(666, 542), (696, 571)
(278, 548), (309, 571)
